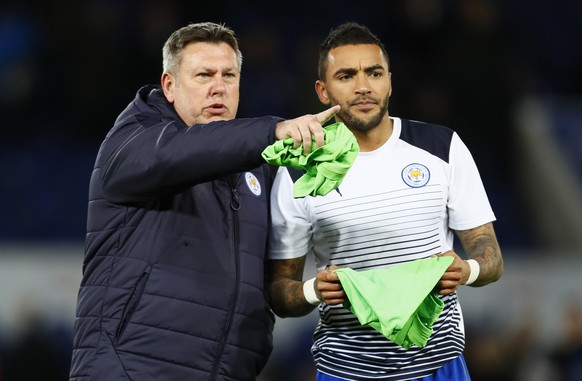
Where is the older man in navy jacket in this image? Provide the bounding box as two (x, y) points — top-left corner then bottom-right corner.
(69, 22), (338, 381)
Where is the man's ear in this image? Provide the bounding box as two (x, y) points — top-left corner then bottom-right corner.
(161, 72), (175, 103)
(315, 80), (330, 105)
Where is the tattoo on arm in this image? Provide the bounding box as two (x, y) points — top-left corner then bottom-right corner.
(266, 257), (316, 317)
(455, 223), (504, 286)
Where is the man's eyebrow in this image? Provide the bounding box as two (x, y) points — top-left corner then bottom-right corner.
(333, 64), (386, 77)
(334, 67), (358, 77)
(363, 64), (386, 73)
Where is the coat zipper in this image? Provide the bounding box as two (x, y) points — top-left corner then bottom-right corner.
(211, 175), (241, 380)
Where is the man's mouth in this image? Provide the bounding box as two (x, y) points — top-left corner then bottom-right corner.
(351, 99), (377, 110)
(205, 103), (227, 114)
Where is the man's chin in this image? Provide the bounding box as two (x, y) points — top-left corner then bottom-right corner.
(341, 115), (377, 132)
(203, 115), (233, 123)
(341, 107), (387, 131)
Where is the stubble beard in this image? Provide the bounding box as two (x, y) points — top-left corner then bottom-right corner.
(329, 93), (390, 132)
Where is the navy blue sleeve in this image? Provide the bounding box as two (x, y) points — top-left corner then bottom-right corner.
(98, 115), (279, 203)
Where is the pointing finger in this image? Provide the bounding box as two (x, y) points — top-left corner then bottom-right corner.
(315, 105), (341, 124)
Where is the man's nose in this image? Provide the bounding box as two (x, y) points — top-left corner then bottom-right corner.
(354, 74), (371, 94)
(210, 76), (227, 96)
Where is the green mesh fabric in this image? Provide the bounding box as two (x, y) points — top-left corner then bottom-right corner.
(335, 256), (454, 349)
(261, 122), (359, 197)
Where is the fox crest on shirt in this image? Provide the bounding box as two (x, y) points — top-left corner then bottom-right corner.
(401, 163), (430, 188)
(245, 172), (262, 196)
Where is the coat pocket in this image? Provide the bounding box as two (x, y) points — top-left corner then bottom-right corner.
(115, 268), (151, 345)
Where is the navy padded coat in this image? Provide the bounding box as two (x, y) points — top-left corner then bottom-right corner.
(69, 85), (278, 381)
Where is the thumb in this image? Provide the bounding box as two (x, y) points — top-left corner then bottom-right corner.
(315, 104), (341, 124)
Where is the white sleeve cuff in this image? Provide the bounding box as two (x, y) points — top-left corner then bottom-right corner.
(465, 259), (480, 285)
(303, 277), (321, 305)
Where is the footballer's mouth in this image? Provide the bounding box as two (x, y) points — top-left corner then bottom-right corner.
(349, 97), (378, 111)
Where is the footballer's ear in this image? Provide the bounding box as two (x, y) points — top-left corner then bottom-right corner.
(315, 80), (331, 106)
(161, 72), (175, 103)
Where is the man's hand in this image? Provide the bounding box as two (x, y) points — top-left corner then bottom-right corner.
(314, 265), (347, 305)
(275, 105), (340, 155)
(433, 251), (467, 295)
(266, 258), (346, 317)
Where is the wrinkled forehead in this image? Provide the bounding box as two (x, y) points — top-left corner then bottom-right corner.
(179, 41), (240, 71)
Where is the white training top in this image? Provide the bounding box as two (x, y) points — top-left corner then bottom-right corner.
(268, 117), (496, 381)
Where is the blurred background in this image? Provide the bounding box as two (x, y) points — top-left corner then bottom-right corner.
(1, 0), (581, 380)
